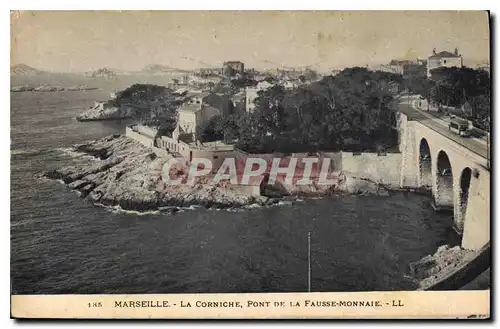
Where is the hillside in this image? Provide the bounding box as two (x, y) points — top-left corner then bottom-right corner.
(141, 64), (189, 75)
(77, 84), (187, 122)
(10, 64), (44, 76)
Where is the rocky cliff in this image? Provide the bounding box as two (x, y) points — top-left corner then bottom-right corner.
(40, 135), (273, 212)
(40, 135), (396, 213)
(76, 104), (134, 121)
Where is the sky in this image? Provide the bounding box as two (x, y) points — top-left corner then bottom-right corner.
(10, 11), (490, 73)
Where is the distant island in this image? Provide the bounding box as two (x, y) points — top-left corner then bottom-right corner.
(141, 64), (190, 75)
(10, 64), (45, 76)
(12, 63), (192, 78)
(84, 67), (119, 78)
(11, 85), (99, 92)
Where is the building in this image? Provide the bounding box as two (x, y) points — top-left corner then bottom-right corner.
(256, 80), (274, 92)
(188, 75), (221, 86)
(91, 100), (114, 111)
(385, 59), (426, 77)
(125, 124), (242, 172)
(402, 62), (427, 77)
(223, 61), (244, 77)
(283, 79), (301, 90)
(231, 91), (246, 113)
(427, 48), (463, 78)
(177, 92), (231, 139)
(245, 87), (259, 113)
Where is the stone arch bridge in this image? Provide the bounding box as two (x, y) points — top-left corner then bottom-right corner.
(397, 99), (490, 251)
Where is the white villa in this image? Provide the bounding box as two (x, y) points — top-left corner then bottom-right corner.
(427, 48), (463, 78)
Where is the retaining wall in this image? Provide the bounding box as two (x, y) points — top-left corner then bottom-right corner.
(340, 152), (402, 188)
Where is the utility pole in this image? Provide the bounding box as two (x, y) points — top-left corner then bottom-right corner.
(307, 231), (312, 292)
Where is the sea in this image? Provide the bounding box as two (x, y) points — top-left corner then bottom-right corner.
(10, 90), (460, 294)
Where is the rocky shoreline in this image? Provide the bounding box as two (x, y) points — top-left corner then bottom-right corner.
(76, 106), (134, 122)
(40, 135), (278, 212)
(38, 134), (485, 288)
(408, 244), (482, 289)
(39, 134), (396, 213)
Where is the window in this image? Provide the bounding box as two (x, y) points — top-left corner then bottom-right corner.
(443, 60), (447, 64)
(213, 156), (219, 159)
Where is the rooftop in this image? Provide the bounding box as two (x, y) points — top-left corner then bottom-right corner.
(178, 103), (202, 113)
(232, 93), (246, 101)
(192, 91), (212, 99)
(429, 51), (460, 59)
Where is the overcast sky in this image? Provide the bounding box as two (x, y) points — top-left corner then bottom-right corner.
(11, 11), (490, 72)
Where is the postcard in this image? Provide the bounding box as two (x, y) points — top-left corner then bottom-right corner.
(10, 10), (491, 319)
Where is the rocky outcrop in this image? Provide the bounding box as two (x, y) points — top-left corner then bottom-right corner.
(40, 135), (272, 212)
(408, 244), (478, 289)
(76, 104), (133, 121)
(39, 133), (404, 213)
(337, 175), (390, 196)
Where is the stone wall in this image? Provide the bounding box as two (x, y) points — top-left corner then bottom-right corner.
(340, 152), (402, 188)
(462, 169), (490, 250)
(151, 146), (171, 160)
(228, 184), (261, 197)
(135, 124), (157, 138)
(321, 152), (344, 172)
(125, 126), (154, 148)
(399, 114), (419, 188)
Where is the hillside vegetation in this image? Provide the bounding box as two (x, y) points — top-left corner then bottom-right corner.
(111, 84), (185, 125)
(213, 67), (403, 153)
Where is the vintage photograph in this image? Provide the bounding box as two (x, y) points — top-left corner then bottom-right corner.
(10, 10), (490, 318)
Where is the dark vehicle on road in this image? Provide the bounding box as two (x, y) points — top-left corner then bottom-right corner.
(449, 119), (470, 137)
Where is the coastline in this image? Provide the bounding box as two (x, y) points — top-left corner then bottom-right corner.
(39, 134), (404, 213)
(35, 133), (482, 291)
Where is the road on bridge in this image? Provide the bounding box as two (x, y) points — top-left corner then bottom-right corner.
(393, 95), (489, 161)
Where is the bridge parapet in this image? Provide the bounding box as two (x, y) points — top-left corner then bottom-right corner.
(398, 112), (490, 251)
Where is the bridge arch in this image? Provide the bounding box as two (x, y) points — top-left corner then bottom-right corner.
(418, 138), (432, 188)
(435, 150), (454, 211)
(456, 167), (472, 233)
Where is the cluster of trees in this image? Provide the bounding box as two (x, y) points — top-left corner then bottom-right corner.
(200, 67), (403, 153)
(112, 84), (184, 126)
(406, 67), (491, 131)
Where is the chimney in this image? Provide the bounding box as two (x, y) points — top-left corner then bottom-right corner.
(432, 48), (436, 55)
(454, 47), (459, 56)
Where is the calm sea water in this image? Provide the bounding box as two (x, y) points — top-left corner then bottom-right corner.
(10, 91), (460, 294)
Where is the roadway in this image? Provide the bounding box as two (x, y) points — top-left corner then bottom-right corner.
(394, 95), (489, 160)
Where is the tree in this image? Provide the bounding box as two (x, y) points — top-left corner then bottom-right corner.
(429, 67), (490, 107)
(469, 94), (491, 131)
(112, 84), (179, 124)
(196, 115), (224, 142)
(227, 67), (402, 153)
